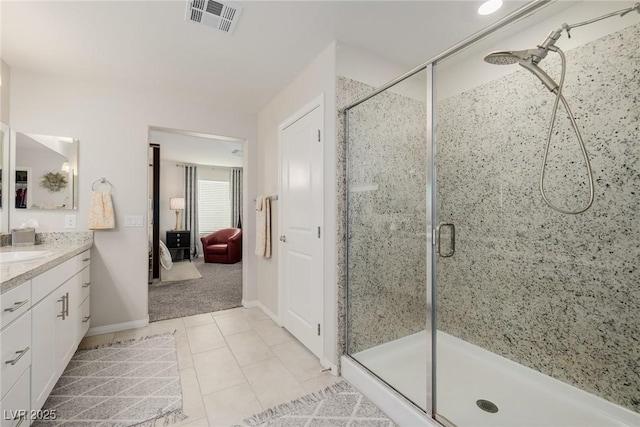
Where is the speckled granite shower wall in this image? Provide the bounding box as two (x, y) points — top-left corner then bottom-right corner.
(436, 23), (640, 412)
(337, 76), (427, 354)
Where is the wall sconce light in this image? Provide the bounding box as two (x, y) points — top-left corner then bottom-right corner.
(61, 162), (70, 173)
(170, 197), (185, 230)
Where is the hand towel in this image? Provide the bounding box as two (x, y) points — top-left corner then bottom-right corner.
(88, 191), (115, 230)
(255, 196), (272, 258)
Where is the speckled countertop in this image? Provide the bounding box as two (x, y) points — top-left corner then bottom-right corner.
(1, 238), (93, 295)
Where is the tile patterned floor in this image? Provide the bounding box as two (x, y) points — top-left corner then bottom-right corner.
(79, 307), (342, 427)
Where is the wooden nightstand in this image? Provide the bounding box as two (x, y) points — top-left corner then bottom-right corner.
(166, 230), (191, 261)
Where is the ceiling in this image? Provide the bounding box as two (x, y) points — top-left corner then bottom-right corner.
(2, 1), (529, 114)
(149, 129), (243, 167)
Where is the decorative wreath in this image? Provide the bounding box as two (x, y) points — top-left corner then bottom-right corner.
(40, 171), (68, 193)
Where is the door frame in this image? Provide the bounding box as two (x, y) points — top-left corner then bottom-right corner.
(277, 94), (325, 357)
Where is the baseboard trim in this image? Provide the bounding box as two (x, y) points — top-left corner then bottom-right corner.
(242, 299), (280, 326)
(87, 317), (150, 336)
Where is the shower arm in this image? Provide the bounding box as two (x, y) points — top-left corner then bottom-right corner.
(532, 3), (640, 63)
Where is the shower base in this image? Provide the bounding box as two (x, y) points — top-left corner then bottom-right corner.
(348, 331), (639, 427)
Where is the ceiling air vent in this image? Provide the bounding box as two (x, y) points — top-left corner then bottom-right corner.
(185, 0), (242, 35)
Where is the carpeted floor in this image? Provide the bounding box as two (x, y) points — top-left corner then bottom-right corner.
(149, 258), (242, 322)
(36, 333), (186, 427)
(239, 382), (396, 427)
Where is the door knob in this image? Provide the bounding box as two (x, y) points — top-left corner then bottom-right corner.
(279, 235), (286, 242)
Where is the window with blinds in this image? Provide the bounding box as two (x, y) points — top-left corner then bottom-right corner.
(198, 180), (230, 235)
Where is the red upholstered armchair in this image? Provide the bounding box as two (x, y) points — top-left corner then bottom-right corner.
(200, 228), (242, 264)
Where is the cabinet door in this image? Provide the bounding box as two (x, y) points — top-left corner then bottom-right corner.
(56, 278), (77, 374)
(31, 294), (59, 411)
(77, 296), (90, 342)
(0, 368), (30, 427)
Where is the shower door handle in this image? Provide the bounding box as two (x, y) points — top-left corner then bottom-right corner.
(436, 223), (455, 257)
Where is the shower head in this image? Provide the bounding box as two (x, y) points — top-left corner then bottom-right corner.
(484, 49), (559, 93)
(483, 50), (530, 65)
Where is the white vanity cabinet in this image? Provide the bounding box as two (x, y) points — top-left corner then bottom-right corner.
(1, 279), (32, 427)
(30, 249), (92, 412)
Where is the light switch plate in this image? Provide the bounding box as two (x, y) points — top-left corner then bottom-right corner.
(124, 215), (144, 227)
(65, 215), (77, 229)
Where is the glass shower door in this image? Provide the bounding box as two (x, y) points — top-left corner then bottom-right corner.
(344, 68), (430, 412)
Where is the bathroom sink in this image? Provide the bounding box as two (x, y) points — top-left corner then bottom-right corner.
(0, 251), (52, 264)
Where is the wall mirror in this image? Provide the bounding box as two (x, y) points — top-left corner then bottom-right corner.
(13, 132), (78, 210)
(0, 122), (9, 232)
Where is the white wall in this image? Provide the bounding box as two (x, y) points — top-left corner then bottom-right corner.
(10, 69), (259, 330)
(1, 59), (10, 124)
(337, 42), (425, 101)
(256, 41), (337, 367)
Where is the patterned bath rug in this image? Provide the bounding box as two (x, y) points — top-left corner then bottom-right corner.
(239, 381), (396, 427)
(34, 333), (187, 427)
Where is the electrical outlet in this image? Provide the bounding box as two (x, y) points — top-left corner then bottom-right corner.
(65, 215), (77, 229)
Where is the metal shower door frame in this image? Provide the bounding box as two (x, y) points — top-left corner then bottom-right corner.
(342, 0), (554, 423)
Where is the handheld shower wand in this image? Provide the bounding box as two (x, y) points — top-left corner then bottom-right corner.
(482, 2), (639, 214)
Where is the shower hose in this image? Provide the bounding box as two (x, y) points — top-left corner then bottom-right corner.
(539, 46), (594, 215)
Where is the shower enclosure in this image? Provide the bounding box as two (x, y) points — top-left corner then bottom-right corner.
(342, 1), (640, 426)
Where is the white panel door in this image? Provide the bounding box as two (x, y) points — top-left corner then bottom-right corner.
(280, 103), (323, 358)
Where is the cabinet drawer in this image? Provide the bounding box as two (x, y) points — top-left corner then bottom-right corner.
(77, 297), (90, 342)
(32, 257), (76, 304)
(1, 312), (31, 400)
(0, 368), (30, 427)
(166, 232), (190, 247)
(1, 281), (31, 330)
(77, 250), (91, 270)
(78, 266), (91, 305)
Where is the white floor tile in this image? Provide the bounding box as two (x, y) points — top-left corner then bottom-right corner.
(241, 357), (307, 409)
(186, 323), (227, 354)
(183, 313), (215, 328)
(225, 331), (275, 366)
(202, 383), (263, 427)
(193, 347), (247, 395)
(76, 307), (346, 426)
(301, 372), (342, 394)
(271, 339), (325, 382)
(174, 417), (209, 427)
(179, 367), (207, 421)
(251, 318), (294, 347)
(176, 336), (194, 369)
(214, 314), (252, 336)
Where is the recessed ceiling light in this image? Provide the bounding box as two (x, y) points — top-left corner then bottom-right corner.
(478, 0), (503, 15)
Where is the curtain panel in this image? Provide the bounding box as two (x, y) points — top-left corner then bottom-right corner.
(184, 165), (199, 258)
(230, 168), (243, 229)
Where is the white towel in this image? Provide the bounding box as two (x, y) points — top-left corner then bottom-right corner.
(255, 196), (271, 258)
(88, 191), (115, 230)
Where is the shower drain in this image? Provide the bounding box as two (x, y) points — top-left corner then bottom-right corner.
(476, 399), (499, 413)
